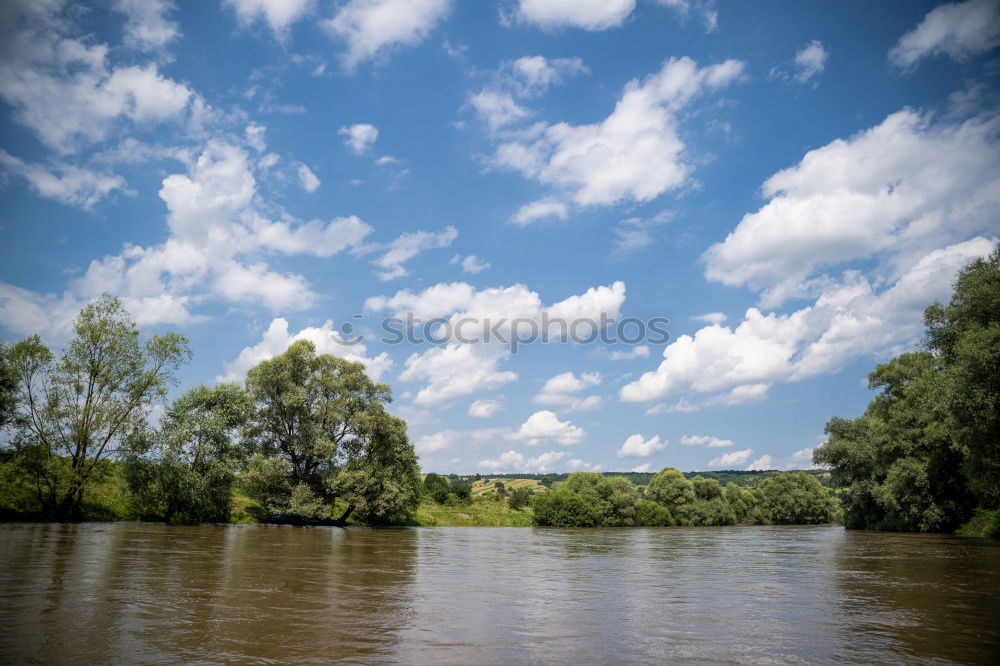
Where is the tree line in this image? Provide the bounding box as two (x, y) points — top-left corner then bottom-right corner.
(0, 296), (421, 524)
(529, 469), (839, 527)
(814, 250), (1000, 535)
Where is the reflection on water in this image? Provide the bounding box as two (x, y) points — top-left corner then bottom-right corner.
(2, 524), (998, 664)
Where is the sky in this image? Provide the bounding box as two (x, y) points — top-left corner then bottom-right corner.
(1, 0), (998, 475)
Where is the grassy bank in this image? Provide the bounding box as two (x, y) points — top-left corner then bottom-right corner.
(411, 498), (534, 526)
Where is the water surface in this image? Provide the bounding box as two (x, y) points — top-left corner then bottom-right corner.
(2, 524), (998, 664)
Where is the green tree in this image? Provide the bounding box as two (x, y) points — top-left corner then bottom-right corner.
(7, 296), (190, 520)
(635, 499), (673, 526)
(423, 472), (451, 503)
(924, 250), (1000, 507)
(530, 487), (603, 526)
(123, 383), (252, 523)
(450, 479), (472, 501)
(508, 486), (532, 510)
(243, 340), (419, 523)
(647, 467), (696, 520)
(691, 475), (723, 501)
(723, 482), (758, 524)
(0, 341), (18, 430)
(757, 472), (837, 525)
(816, 352), (972, 531)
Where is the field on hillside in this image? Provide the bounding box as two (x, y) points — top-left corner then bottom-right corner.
(469, 477), (547, 497)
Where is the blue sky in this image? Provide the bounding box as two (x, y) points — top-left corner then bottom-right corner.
(1, 0), (998, 474)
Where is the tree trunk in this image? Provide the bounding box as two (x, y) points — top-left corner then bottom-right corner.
(337, 505), (354, 523)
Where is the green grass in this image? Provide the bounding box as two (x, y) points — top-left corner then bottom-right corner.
(470, 477), (546, 497)
(411, 497), (534, 526)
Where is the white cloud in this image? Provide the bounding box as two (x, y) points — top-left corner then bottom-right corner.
(617, 434), (667, 458)
(400, 343), (517, 406)
(115, 0), (180, 50)
(372, 226), (458, 280)
(0, 150), (127, 208)
(323, 0), (452, 70)
(469, 90), (531, 131)
(607, 345), (650, 360)
(702, 110), (1000, 307)
(794, 40), (827, 83)
(339, 123), (379, 154)
(258, 216), (373, 256)
(691, 312), (726, 324)
(516, 410), (585, 445)
(479, 450), (566, 473)
(653, 0), (718, 33)
(468, 398), (504, 418)
(630, 463), (652, 473)
(218, 317), (391, 383)
(493, 57), (744, 207)
(708, 448), (753, 468)
(745, 454), (773, 471)
(624, 238), (997, 404)
(517, 0), (636, 31)
(534, 371), (603, 411)
(414, 427), (509, 454)
(889, 0), (1000, 69)
(509, 56), (587, 95)
(213, 260), (315, 310)
(296, 163), (320, 192)
(680, 434), (734, 448)
(511, 199), (568, 226)
(225, 0), (314, 36)
(450, 254), (491, 274)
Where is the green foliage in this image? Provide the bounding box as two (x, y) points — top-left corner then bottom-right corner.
(123, 383), (252, 524)
(757, 472), (837, 525)
(507, 486), (532, 511)
(691, 475), (723, 501)
(0, 341), (17, 430)
(815, 252), (1000, 532)
(450, 479), (472, 501)
(635, 499), (673, 526)
(242, 340), (420, 523)
(956, 507), (1000, 539)
(423, 472), (451, 503)
(647, 467), (696, 516)
(530, 486), (604, 527)
(5, 295), (190, 520)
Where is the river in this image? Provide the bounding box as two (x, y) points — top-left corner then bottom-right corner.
(1, 523), (998, 664)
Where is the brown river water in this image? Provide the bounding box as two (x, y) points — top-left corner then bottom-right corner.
(1, 523), (998, 664)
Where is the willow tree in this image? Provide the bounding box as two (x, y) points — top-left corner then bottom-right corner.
(7, 296), (190, 520)
(243, 340), (420, 523)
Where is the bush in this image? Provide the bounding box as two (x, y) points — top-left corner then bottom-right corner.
(508, 487), (532, 510)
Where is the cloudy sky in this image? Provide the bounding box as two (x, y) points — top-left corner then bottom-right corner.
(1, 0), (998, 474)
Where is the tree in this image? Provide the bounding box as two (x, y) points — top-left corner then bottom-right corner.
(450, 479), (472, 501)
(242, 340), (420, 523)
(7, 296), (190, 520)
(123, 383), (252, 523)
(423, 472), (451, 503)
(635, 499), (673, 526)
(0, 341), (17, 430)
(531, 487), (603, 527)
(647, 467), (696, 519)
(508, 486), (532, 510)
(924, 250), (1000, 508)
(816, 353), (972, 531)
(691, 475), (723, 501)
(757, 472), (837, 525)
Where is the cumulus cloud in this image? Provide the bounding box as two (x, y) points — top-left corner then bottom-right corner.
(468, 398), (504, 418)
(680, 434), (734, 448)
(339, 123), (379, 154)
(400, 343), (517, 406)
(703, 110), (1000, 306)
(516, 0), (636, 31)
(691, 312), (726, 325)
(509, 56), (588, 95)
(492, 57), (744, 208)
(793, 40), (828, 83)
(296, 163), (320, 192)
(0, 150), (127, 208)
(745, 454), (774, 471)
(225, 0), (314, 36)
(371, 226), (458, 280)
(708, 448), (753, 468)
(889, 0), (1000, 69)
(617, 434), (667, 458)
(115, 0), (180, 50)
(516, 410), (585, 445)
(479, 449), (567, 473)
(217, 317), (391, 382)
(511, 199), (568, 226)
(323, 0), (452, 70)
(534, 371), (603, 411)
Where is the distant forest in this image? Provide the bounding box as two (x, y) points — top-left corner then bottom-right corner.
(442, 469), (833, 489)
